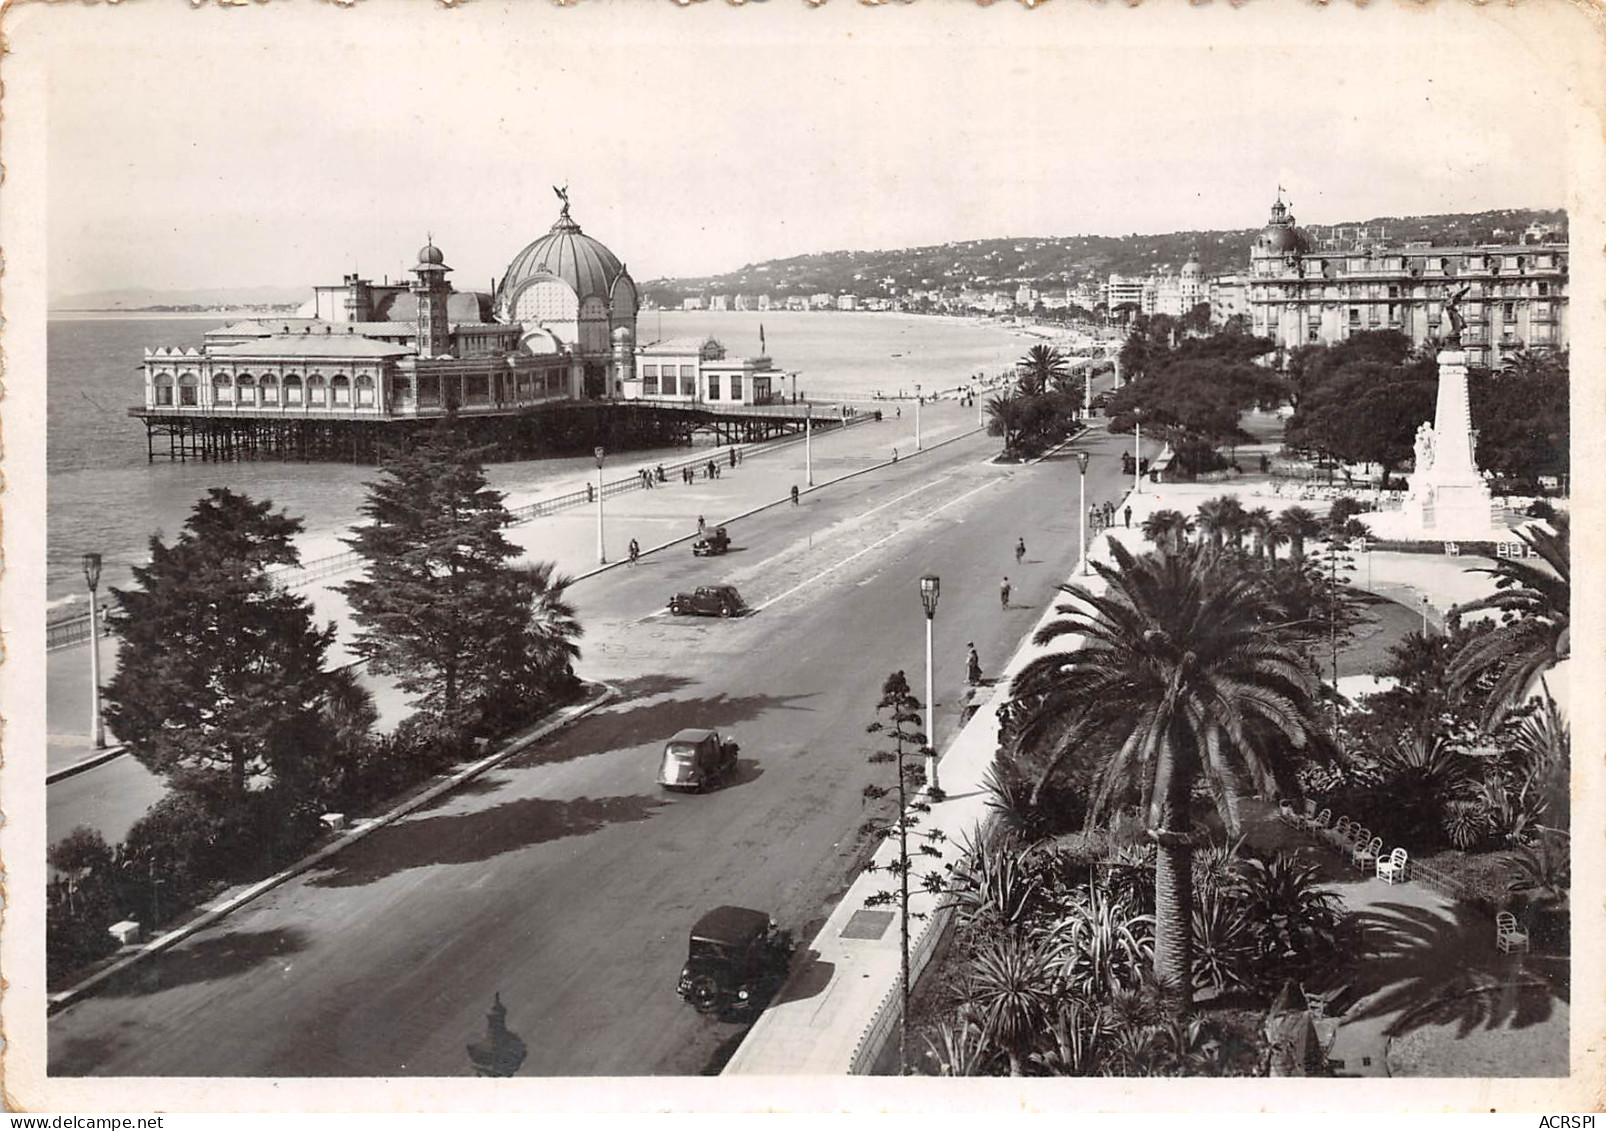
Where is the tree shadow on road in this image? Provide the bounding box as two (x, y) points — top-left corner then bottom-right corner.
(95, 926), (311, 1000)
(305, 793), (665, 888)
(507, 691), (817, 771)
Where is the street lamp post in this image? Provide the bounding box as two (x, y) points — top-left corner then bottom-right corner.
(805, 402), (814, 487)
(1083, 365), (1092, 418)
(1421, 596), (1430, 636)
(1076, 451), (1091, 577)
(1133, 414), (1142, 497)
(918, 575), (941, 799)
(914, 383), (922, 452)
(82, 552), (106, 749)
(594, 446), (607, 565)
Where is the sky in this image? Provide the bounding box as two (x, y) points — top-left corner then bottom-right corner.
(23, 0), (1587, 301)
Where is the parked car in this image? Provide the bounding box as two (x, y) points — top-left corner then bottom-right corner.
(676, 906), (793, 1016)
(692, 526), (731, 556)
(657, 727), (739, 792)
(668, 584), (747, 617)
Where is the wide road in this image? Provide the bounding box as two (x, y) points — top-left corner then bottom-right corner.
(50, 419), (1156, 1077)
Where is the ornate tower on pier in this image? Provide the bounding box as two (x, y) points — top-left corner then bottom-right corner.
(412, 239), (453, 359)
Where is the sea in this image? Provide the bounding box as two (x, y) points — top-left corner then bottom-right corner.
(45, 309), (1045, 607)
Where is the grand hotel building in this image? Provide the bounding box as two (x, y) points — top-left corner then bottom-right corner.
(1247, 193), (1567, 366)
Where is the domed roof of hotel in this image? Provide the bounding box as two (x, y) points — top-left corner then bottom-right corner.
(1181, 252), (1203, 277)
(497, 199), (629, 307)
(418, 241), (447, 267)
(1256, 194), (1309, 256)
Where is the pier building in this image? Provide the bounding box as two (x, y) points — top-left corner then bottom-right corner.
(133, 195), (826, 463)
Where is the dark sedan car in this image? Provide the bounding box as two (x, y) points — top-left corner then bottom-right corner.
(668, 584), (747, 618)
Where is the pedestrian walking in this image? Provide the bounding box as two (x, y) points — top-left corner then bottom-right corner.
(1015, 537), (1026, 565)
(1089, 505), (1100, 534)
(1123, 504), (1132, 529)
(729, 448), (737, 469)
(790, 485), (800, 506)
(697, 515), (706, 536)
(628, 538), (640, 565)
(892, 448), (899, 463)
(999, 576), (1011, 610)
(966, 643), (982, 686)
(657, 464), (666, 483)
(896, 406), (902, 419)
(1103, 501), (1115, 526)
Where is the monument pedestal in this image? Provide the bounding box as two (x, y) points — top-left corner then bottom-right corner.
(1400, 349), (1498, 540)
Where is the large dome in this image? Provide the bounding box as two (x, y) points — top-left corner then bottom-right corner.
(497, 206), (628, 309)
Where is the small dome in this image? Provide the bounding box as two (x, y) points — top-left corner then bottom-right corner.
(1181, 253), (1203, 277)
(519, 328), (563, 356)
(418, 242), (446, 266)
(611, 326), (633, 343)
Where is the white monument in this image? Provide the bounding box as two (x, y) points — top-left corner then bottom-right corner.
(1396, 288), (1499, 539)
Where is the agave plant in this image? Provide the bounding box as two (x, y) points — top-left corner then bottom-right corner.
(1043, 885), (1155, 1002)
(1230, 853), (1346, 984)
(1191, 888), (1256, 993)
(1028, 1001), (1105, 1077)
(964, 935), (1059, 1076)
(924, 1016), (994, 1077)
(945, 832), (1044, 935)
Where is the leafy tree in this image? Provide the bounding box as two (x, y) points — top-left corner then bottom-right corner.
(341, 421), (573, 732)
(964, 936), (1058, 1076)
(1447, 516), (1569, 728)
(1009, 543), (1330, 1011)
(1466, 351), (1568, 491)
(862, 670), (947, 1074)
(1284, 335), (1439, 476)
(1194, 495), (1246, 553)
(984, 393), (1023, 455)
(105, 489), (344, 804)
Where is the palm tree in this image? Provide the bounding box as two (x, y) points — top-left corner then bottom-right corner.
(1009, 542), (1329, 1012)
(1245, 506), (1275, 563)
(1194, 495), (1245, 553)
(1275, 506), (1323, 565)
(1141, 509), (1194, 555)
(1446, 515), (1569, 728)
(1017, 344), (1069, 398)
(985, 393), (1024, 455)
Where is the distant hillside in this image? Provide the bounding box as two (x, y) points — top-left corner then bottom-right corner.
(641, 207), (1566, 306)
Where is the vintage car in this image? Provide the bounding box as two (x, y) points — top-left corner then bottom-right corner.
(692, 526), (731, 557)
(668, 584), (747, 618)
(676, 906), (793, 1016)
(657, 727), (739, 792)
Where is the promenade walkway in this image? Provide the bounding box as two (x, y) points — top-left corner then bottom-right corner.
(45, 401), (980, 846)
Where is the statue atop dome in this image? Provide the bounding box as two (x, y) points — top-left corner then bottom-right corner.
(553, 182), (571, 221)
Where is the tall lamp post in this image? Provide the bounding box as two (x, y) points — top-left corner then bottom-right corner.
(1076, 451), (1091, 576)
(1133, 413), (1142, 497)
(1083, 365), (1092, 418)
(914, 383), (923, 452)
(594, 446), (607, 565)
(805, 402), (814, 487)
(83, 552), (106, 749)
(918, 574), (941, 799)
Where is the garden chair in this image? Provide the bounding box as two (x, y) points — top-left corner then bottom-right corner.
(1376, 847), (1409, 885)
(1277, 798), (1298, 825)
(1290, 799), (1317, 828)
(1323, 815), (1353, 848)
(1301, 808), (1332, 835)
(1351, 835), (1382, 872)
(1495, 911), (1530, 955)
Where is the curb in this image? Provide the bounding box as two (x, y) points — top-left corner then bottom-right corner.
(46, 744), (129, 785)
(47, 680), (619, 1015)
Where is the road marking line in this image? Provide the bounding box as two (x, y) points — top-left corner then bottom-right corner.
(751, 479), (1001, 614)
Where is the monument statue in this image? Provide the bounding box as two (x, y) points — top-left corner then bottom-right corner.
(1413, 421), (1436, 473)
(1441, 283), (1470, 346)
(553, 182), (571, 220)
